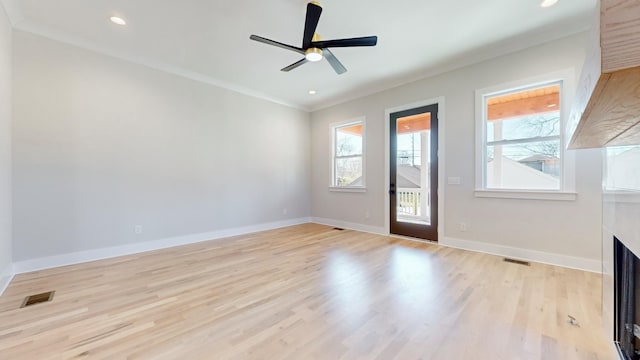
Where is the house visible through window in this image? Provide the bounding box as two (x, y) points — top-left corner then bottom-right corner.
(480, 82), (563, 190)
(332, 119), (365, 189)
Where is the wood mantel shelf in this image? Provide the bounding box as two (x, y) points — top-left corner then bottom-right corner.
(568, 0), (640, 149)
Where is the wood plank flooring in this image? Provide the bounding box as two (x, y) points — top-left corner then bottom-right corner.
(0, 224), (613, 359)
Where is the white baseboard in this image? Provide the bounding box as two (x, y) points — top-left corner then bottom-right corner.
(9, 217), (601, 277)
(311, 217), (386, 236)
(441, 236), (602, 273)
(0, 263), (15, 296)
(309, 218), (601, 273)
(13, 217), (312, 274)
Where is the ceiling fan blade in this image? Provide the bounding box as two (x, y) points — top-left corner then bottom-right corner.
(250, 35), (305, 55)
(323, 49), (347, 75)
(303, 2), (323, 49)
(281, 58), (309, 72)
(312, 36), (378, 48)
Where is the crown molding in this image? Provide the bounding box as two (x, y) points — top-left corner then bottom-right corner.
(5, 1), (591, 115)
(0, 0), (24, 26)
(309, 25), (590, 112)
(13, 20), (310, 112)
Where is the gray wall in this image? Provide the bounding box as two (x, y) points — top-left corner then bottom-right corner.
(0, 7), (12, 282)
(9, 29), (604, 269)
(12, 31), (311, 261)
(311, 33), (603, 262)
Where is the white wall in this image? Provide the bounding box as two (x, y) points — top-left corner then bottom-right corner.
(311, 32), (603, 268)
(12, 31), (311, 262)
(602, 145), (640, 341)
(8, 29), (604, 272)
(0, 6), (12, 289)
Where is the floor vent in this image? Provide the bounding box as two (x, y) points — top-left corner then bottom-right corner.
(333, 227), (345, 231)
(21, 291), (55, 308)
(503, 258), (531, 266)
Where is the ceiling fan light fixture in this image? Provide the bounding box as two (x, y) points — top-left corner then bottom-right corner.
(305, 48), (323, 62)
(249, 2), (376, 74)
(540, 0), (558, 8)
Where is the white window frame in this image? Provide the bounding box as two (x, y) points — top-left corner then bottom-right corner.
(474, 70), (576, 201)
(330, 117), (366, 192)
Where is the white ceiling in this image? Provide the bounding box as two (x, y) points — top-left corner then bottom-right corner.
(1, 0), (596, 111)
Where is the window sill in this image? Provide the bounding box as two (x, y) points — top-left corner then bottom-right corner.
(474, 189), (577, 201)
(329, 186), (367, 193)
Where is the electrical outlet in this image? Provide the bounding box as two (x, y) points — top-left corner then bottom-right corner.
(459, 222), (468, 232)
(282, 208), (288, 215)
(134, 225), (142, 234)
(364, 211), (371, 219)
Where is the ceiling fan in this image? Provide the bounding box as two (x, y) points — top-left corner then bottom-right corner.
(249, 1), (378, 75)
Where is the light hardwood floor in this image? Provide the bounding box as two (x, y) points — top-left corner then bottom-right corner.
(0, 224), (613, 359)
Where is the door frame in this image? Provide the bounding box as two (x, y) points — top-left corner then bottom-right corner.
(384, 97), (446, 240)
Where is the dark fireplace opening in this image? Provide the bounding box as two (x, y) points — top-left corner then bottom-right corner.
(615, 237), (640, 359)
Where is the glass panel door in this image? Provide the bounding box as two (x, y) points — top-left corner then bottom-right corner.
(390, 104), (438, 241)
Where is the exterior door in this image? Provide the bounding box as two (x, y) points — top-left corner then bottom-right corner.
(390, 104), (438, 241)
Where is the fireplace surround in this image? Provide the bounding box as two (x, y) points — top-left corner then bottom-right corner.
(603, 144), (640, 360)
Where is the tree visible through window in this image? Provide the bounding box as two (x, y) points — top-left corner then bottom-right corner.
(333, 120), (364, 188)
(482, 82), (562, 190)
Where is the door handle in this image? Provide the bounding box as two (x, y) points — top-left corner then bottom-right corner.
(389, 189), (396, 195)
(389, 183), (395, 195)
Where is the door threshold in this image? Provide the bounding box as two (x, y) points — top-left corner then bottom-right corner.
(389, 234), (438, 244)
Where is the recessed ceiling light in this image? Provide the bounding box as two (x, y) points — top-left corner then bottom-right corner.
(540, 0), (558, 8)
(308, 90), (317, 95)
(110, 16), (127, 25)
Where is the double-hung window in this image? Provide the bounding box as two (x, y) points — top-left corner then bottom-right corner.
(331, 118), (365, 191)
(475, 73), (576, 200)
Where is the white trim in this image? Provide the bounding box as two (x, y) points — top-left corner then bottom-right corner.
(3, 0), (589, 115)
(12, 22), (307, 112)
(441, 236), (601, 273)
(474, 189), (577, 201)
(384, 97), (446, 239)
(328, 186), (367, 193)
(308, 30), (589, 112)
(0, 263), (15, 296)
(12, 217), (311, 274)
(475, 85), (488, 189)
(5, 2), (588, 114)
(330, 117), (366, 189)
(305, 223), (601, 273)
(0, 273), (14, 296)
(474, 69), (577, 193)
(311, 217), (386, 236)
(603, 191), (640, 204)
